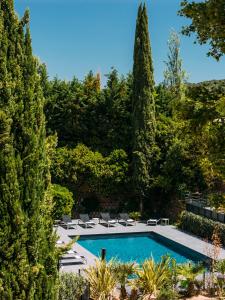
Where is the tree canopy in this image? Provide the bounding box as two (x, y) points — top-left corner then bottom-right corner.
(179, 0), (225, 60)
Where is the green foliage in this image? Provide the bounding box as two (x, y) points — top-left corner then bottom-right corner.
(129, 211), (141, 221)
(51, 184), (74, 219)
(164, 30), (187, 91)
(0, 2), (58, 298)
(179, 0), (225, 60)
(134, 256), (172, 299)
(178, 211), (225, 247)
(85, 259), (117, 300)
(215, 259), (225, 275)
(51, 144), (129, 198)
(157, 287), (179, 300)
(111, 261), (137, 299)
(132, 3), (158, 211)
(208, 193), (225, 211)
(45, 69), (132, 155)
(58, 273), (86, 300)
(177, 263), (204, 297)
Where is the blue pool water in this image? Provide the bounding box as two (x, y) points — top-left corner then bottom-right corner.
(77, 233), (206, 264)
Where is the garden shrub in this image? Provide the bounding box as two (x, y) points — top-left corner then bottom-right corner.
(157, 287), (179, 300)
(178, 211), (225, 247)
(51, 184), (74, 219)
(58, 272), (86, 300)
(129, 211), (141, 221)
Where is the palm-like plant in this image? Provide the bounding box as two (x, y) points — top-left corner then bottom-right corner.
(84, 259), (117, 300)
(177, 262), (204, 297)
(215, 259), (225, 298)
(111, 261), (137, 299)
(134, 256), (171, 299)
(215, 259), (225, 276)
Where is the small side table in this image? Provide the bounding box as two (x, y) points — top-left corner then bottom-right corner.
(161, 218), (169, 225)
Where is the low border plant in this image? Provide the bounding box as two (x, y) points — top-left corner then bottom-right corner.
(178, 211), (225, 247)
(58, 272), (86, 300)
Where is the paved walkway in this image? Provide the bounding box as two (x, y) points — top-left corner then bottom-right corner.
(56, 221), (225, 273)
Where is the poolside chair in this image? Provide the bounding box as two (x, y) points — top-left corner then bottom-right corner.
(100, 213), (117, 227)
(119, 213), (136, 226)
(61, 215), (77, 229)
(59, 250), (87, 267)
(147, 218), (160, 226)
(78, 214), (96, 228)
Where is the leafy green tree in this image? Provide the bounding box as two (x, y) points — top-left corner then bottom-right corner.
(51, 184), (74, 219)
(103, 69), (133, 154)
(0, 2), (57, 298)
(51, 144), (129, 203)
(45, 68), (132, 155)
(164, 30), (187, 90)
(132, 3), (157, 212)
(163, 30), (187, 116)
(179, 80), (225, 189)
(179, 0), (225, 60)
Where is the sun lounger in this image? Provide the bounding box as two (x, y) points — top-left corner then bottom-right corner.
(100, 213), (117, 227)
(119, 213), (136, 226)
(147, 218), (160, 226)
(61, 215), (77, 229)
(59, 250), (87, 266)
(78, 214), (96, 228)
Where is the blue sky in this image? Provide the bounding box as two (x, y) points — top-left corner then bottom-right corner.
(15, 0), (225, 86)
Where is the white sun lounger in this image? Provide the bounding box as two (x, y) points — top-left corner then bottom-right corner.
(100, 213), (117, 227)
(147, 218), (160, 226)
(61, 215), (77, 229)
(119, 213), (136, 226)
(59, 250), (87, 266)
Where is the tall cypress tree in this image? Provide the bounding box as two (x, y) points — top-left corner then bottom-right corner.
(0, 1), (57, 299)
(132, 3), (156, 212)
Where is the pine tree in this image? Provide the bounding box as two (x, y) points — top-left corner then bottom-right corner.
(0, 1), (58, 299)
(132, 3), (156, 212)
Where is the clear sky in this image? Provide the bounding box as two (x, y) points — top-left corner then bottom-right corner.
(15, 0), (225, 86)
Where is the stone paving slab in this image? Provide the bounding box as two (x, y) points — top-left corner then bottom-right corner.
(55, 221), (225, 273)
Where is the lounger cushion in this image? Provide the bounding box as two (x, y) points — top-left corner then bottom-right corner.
(86, 221), (95, 224)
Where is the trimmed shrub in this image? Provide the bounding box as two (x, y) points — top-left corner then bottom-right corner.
(58, 272), (86, 300)
(51, 184), (74, 219)
(178, 211), (225, 247)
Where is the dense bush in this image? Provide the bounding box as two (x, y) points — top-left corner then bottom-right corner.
(51, 184), (74, 219)
(178, 211), (225, 247)
(58, 273), (87, 300)
(51, 144), (129, 197)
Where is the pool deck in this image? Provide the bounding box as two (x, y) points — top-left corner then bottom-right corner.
(56, 221), (225, 273)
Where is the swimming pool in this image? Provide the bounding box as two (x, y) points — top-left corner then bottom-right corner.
(77, 232), (207, 264)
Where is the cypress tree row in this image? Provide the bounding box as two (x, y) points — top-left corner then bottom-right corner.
(132, 3), (156, 212)
(0, 1), (58, 299)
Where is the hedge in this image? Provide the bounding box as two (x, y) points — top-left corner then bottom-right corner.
(178, 211), (225, 247)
